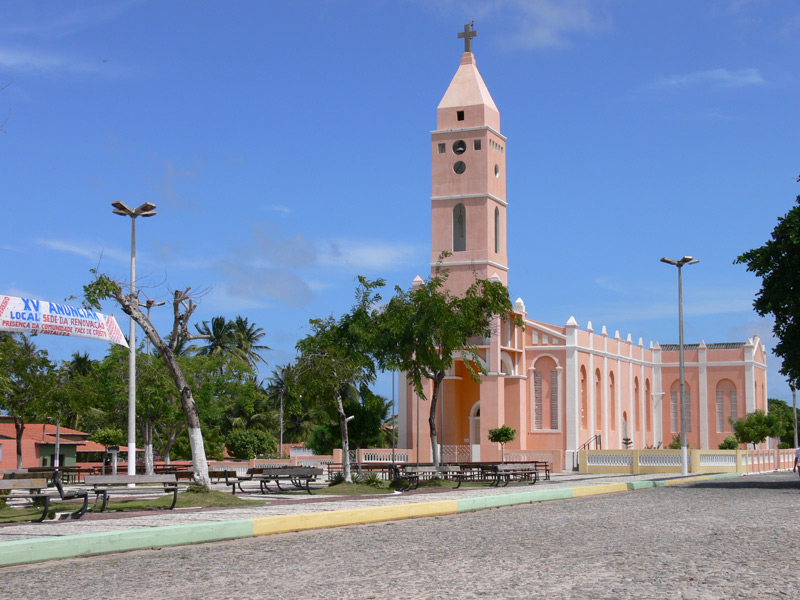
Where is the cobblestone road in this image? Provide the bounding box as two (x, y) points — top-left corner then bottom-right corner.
(2, 472), (799, 599)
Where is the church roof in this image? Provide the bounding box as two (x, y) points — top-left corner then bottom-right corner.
(437, 53), (500, 131)
(659, 342), (745, 351)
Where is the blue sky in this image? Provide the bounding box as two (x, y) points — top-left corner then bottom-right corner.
(1, 1), (798, 405)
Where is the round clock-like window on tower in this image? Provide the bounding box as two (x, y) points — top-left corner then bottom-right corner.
(452, 140), (467, 155)
(453, 161), (466, 174)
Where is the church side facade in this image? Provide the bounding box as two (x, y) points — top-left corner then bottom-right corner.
(397, 44), (768, 469)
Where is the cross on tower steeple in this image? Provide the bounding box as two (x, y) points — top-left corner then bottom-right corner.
(458, 22), (477, 53)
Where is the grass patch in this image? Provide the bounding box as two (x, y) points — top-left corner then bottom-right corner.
(0, 489), (262, 522)
(318, 481), (395, 495)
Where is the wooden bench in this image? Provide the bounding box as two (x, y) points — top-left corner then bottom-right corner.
(222, 467), (322, 495)
(399, 465), (463, 491)
(0, 477), (89, 522)
(83, 474), (180, 511)
(485, 463), (540, 487)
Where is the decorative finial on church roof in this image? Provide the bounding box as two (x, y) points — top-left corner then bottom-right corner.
(566, 316), (578, 327)
(514, 297), (526, 313)
(458, 21), (477, 53)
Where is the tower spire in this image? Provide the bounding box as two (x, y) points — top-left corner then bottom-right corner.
(458, 22), (477, 53)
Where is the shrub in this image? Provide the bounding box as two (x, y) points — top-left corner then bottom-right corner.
(718, 435), (739, 450)
(224, 429), (277, 459)
(360, 472), (382, 489)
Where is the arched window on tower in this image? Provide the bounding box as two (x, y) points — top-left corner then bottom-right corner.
(634, 377), (641, 433)
(494, 207), (500, 253)
(453, 203), (466, 252)
(645, 379), (652, 433)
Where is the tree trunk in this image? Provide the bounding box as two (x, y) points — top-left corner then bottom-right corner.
(142, 419), (155, 475)
(159, 423), (185, 467)
(14, 418), (24, 469)
(112, 287), (211, 488)
(428, 370), (445, 467)
(335, 390), (354, 483)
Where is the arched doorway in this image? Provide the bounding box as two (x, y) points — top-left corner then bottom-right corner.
(469, 401), (481, 461)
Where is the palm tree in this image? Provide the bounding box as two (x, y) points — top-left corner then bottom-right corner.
(266, 365), (289, 452)
(232, 316), (270, 371)
(191, 316), (237, 358)
(191, 316), (270, 371)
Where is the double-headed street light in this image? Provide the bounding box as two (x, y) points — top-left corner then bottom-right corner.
(112, 201), (157, 476)
(660, 255), (699, 477)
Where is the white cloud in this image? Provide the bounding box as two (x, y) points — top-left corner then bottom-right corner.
(319, 240), (421, 271)
(500, 0), (610, 49)
(0, 1), (142, 39)
(0, 47), (101, 75)
(653, 68), (765, 89)
(36, 238), (128, 263)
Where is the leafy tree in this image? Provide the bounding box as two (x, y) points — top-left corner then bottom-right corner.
(735, 175), (800, 382)
(731, 410), (784, 450)
(91, 427), (126, 447)
(224, 428), (277, 459)
(488, 425), (516, 461)
(292, 277), (384, 482)
(767, 398), (799, 448)
(375, 262), (517, 466)
(0, 333), (55, 467)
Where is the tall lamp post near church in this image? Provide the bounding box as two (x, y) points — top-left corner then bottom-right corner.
(112, 201), (157, 476)
(660, 255), (699, 477)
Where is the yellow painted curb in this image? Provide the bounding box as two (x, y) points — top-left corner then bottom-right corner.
(252, 500), (459, 536)
(572, 483), (629, 497)
(664, 476), (709, 486)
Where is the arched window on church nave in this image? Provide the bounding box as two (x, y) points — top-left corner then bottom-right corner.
(715, 379), (738, 432)
(580, 366), (588, 429)
(645, 379), (652, 434)
(634, 377), (640, 433)
(532, 356), (559, 430)
(494, 207), (500, 253)
(670, 380), (692, 433)
(453, 203), (466, 252)
(594, 369), (602, 431)
(608, 371), (616, 431)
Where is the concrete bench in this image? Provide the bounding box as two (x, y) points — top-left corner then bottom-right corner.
(83, 474), (180, 511)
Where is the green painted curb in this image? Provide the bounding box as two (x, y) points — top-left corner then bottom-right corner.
(0, 519), (254, 567)
(627, 481), (656, 490)
(707, 472), (742, 480)
(457, 487), (573, 512)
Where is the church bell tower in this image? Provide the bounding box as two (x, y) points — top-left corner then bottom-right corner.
(431, 23), (508, 296)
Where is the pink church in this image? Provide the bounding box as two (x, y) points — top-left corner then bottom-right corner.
(397, 27), (768, 470)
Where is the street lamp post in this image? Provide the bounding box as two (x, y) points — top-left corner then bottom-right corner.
(112, 201), (157, 476)
(661, 255), (699, 477)
(139, 299), (165, 355)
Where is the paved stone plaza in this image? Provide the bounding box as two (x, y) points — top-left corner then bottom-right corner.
(1, 471), (798, 599)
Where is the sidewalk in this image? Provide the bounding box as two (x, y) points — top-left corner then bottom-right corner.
(0, 471), (740, 567)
